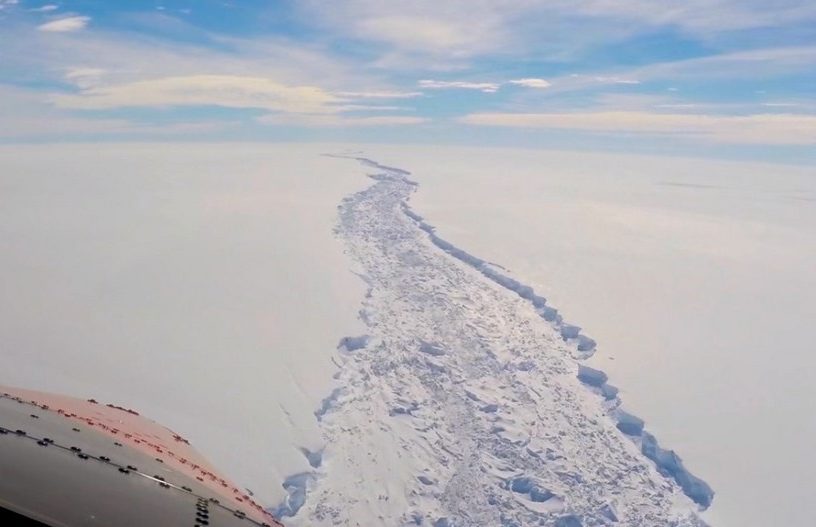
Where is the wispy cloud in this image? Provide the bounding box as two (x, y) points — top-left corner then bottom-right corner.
(299, 2), (511, 59)
(64, 68), (105, 88)
(332, 104), (407, 112)
(532, 46), (816, 97)
(570, 0), (816, 34)
(508, 78), (552, 89)
(355, 15), (478, 53)
(0, 83), (232, 139)
(3, 19), (382, 95)
(38, 16), (90, 32)
(335, 90), (424, 99)
(31, 4), (58, 12)
(257, 113), (427, 127)
(299, 0), (816, 63)
(460, 111), (816, 145)
(52, 75), (341, 114)
(420, 78), (553, 93)
(761, 102), (801, 107)
(631, 46), (816, 81)
(419, 80), (501, 93)
(592, 76), (641, 85)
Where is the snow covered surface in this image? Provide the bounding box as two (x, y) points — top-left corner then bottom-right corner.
(0, 143), (366, 505)
(354, 146), (816, 527)
(3, 143), (814, 526)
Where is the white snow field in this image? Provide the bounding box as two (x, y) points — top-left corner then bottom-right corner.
(3, 143), (813, 526)
(0, 143), (367, 506)
(338, 146), (816, 527)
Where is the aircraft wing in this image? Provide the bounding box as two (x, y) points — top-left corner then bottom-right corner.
(0, 385), (283, 527)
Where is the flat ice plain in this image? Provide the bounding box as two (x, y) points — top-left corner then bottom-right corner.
(0, 144), (367, 505)
(363, 146), (816, 527)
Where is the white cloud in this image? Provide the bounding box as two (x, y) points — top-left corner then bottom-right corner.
(335, 90), (424, 99)
(2, 21), (430, 135)
(257, 113), (427, 127)
(3, 19), (385, 98)
(298, 0), (816, 64)
(51, 75), (341, 114)
(332, 104), (406, 112)
(356, 15), (475, 52)
(633, 46), (816, 81)
(537, 46), (816, 97)
(31, 4), (58, 12)
(0, 83), (231, 139)
(420, 78), (553, 93)
(761, 102), (800, 107)
(508, 78), (551, 89)
(460, 111), (816, 145)
(64, 67), (105, 88)
(51, 74), (425, 125)
(593, 76), (641, 85)
(550, 73), (641, 91)
(38, 15), (89, 32)
(569, 0), (816, 34)
(419, 80), (501, 93)
(299, 1), (513, 59)
(654, 104), (701, 109)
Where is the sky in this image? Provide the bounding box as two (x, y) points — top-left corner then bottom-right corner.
(1, 0), (815, 163)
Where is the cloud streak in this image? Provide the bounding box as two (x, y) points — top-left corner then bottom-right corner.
(420, 78), (552, 93)
(31, 4), (58, 12)
(508, 78), (552, 88)
(335, 90), (424, 99)
(299, 0), (816, 63)
(52, 75), (342, 114)
(257, 113), (427, 127)
(38, 16), (90, 32)
(460, 111), (816, 145)
(419, 80), (501, 93)
(0, 84), (232, 139)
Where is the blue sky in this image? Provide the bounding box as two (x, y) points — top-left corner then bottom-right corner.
(1, 0), (815, 162)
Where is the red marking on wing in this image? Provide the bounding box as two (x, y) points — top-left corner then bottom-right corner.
(1, 385), (282, 527)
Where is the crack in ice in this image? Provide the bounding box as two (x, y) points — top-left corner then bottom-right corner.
(276, 156), (712, 526)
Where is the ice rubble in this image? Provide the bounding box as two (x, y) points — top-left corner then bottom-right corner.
(338, 335), (370, 352)
(275, 156), (712, 526)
